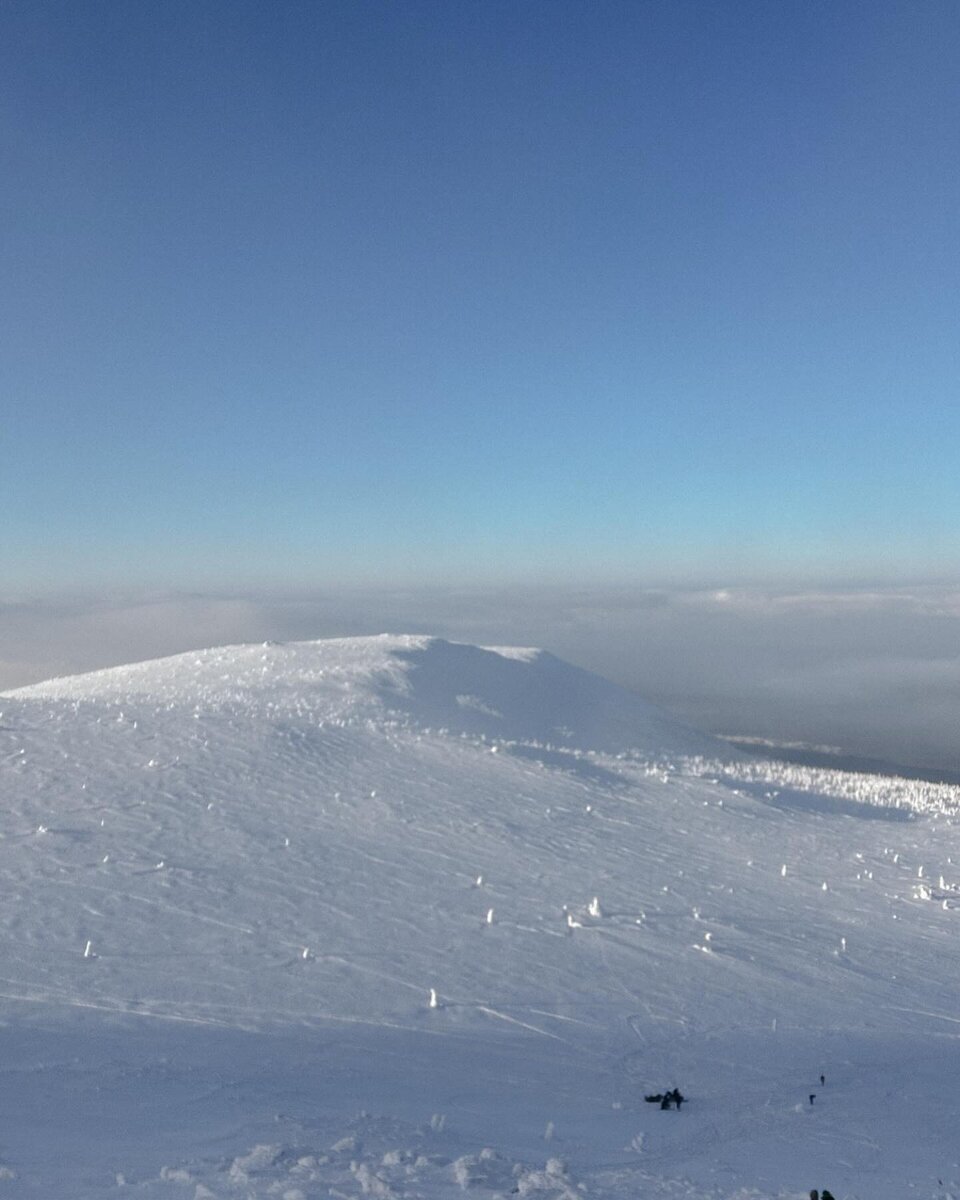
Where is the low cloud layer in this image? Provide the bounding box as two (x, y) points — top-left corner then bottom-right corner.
(2, 583), (959, 774)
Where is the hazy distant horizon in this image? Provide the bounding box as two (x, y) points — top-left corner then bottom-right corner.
(4, 578), (960, 777)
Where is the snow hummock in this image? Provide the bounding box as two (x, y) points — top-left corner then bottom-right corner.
(1, 634), (959, 1199)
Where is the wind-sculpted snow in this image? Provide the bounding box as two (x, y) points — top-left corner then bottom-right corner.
(1, 636), (959, 1199)
(683, 755), (960, 818)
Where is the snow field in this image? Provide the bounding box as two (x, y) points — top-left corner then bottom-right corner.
(0, 636), (958, 1198)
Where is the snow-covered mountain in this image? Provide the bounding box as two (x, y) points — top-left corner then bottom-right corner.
(1, 636), (958, 1200)
(11, 633), (725, 757)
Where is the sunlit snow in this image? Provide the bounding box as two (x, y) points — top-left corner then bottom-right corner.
(1, 635), (958, 1199)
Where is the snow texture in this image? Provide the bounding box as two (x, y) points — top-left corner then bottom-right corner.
(0, 634), (958, 1199)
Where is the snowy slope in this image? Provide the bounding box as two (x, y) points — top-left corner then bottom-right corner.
(1, 636), (959, 1200)
(11, 633), (725, 757)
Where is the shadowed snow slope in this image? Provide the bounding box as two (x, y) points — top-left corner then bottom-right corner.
(1, 636), (959, 1200)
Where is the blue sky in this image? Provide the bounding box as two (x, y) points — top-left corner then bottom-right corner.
(3, 0), (959, 591)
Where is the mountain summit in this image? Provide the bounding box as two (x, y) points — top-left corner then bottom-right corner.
(10, 634), (725, 760)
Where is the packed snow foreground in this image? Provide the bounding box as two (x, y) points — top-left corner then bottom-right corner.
(2, 635), (959, 1200)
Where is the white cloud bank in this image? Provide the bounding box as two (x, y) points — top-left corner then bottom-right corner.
(2, 583), (959, 773)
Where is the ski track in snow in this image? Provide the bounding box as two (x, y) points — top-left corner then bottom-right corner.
(0, 635), (958, 1199)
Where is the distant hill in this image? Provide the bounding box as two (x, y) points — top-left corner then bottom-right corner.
(9, 633), (729, 759)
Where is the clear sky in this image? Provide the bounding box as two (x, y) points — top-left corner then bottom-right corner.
(3, 0), (959, 592)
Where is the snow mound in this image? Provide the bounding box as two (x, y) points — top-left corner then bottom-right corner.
(7, 633), (725, 759)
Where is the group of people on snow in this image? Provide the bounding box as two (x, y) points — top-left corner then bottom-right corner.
(644, 1087), (685, 1110)
(641, 1074), (837, 1197)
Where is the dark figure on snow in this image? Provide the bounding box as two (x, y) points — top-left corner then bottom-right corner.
(820, 1074), (825, 1085)
(810, 1191), (819, 1200)
(646, 1087), (685, 1110)
(809, 1094), (815, 1105)
(821, 1191), (835, 1200)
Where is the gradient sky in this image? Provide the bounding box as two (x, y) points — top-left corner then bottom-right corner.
(3, 0), (959, 592)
